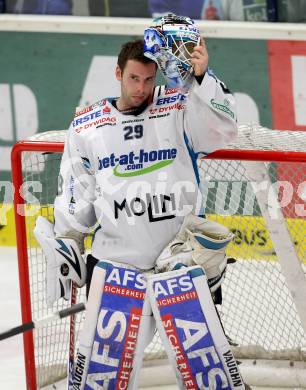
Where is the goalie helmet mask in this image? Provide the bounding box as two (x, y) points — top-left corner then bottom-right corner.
(144, 13), (200, 91)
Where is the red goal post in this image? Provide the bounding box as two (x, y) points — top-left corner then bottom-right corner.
(11, 125), (306, 389)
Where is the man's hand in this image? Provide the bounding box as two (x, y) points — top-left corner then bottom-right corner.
(191, 38), (209, 77)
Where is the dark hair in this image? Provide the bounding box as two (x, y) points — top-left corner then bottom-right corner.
(117, 39), (156, 72)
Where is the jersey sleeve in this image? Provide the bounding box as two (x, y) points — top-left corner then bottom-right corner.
(53, 122), (97, 237)
(184, 70), (238, 155)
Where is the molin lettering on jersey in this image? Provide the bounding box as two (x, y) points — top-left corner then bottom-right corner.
(114, 193), (176, 222)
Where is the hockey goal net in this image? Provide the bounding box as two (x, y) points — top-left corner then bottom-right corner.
(11, 125), (306, 389)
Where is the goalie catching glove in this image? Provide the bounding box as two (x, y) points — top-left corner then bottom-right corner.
(155, 214), (234, 292)
(34, 216), (87, 307)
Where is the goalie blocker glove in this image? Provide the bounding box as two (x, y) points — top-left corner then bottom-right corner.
(34, 216), (87, 307)
(155, 214), (234, 292)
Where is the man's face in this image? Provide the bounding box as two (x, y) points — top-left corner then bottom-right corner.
(116, 59), (156, 110)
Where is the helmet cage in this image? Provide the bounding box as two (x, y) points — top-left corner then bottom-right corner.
(162, 25), (200, 71)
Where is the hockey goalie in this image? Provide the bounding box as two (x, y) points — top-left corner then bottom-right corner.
(34, 12), (249, 390)
(35, 213), (246, 389)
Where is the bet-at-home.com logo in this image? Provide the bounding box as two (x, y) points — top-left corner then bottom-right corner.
(98, 147), (177, 177)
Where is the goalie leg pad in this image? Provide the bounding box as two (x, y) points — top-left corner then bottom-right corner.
(34, 216), (86, 307)
(148, 266), (245, 390)
(73, 260), (154, 390)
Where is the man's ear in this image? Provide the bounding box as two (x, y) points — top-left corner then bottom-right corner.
(115, 65), (122, 81)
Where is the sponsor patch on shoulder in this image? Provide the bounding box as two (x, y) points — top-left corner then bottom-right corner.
(210, 98), (235, 119)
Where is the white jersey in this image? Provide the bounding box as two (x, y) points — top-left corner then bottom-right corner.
(54, 72), (237, 270)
